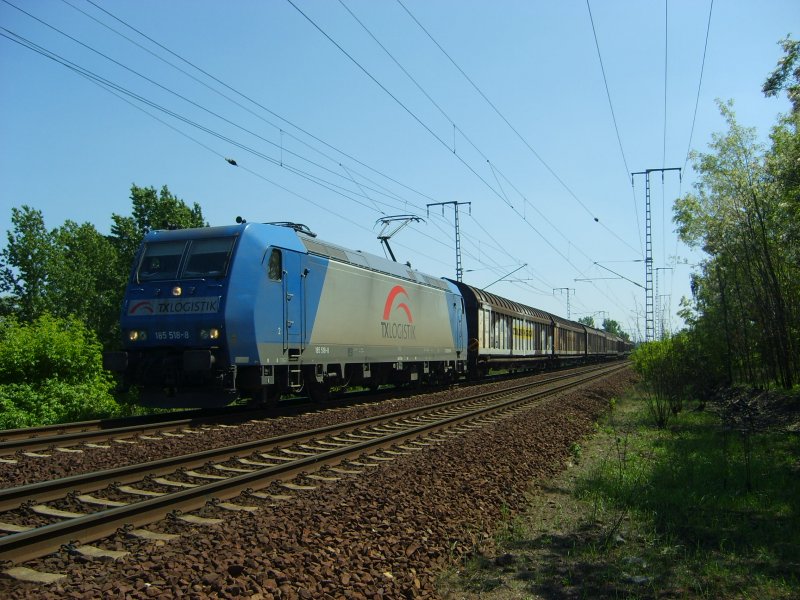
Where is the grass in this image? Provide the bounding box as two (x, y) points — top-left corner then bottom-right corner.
(438, 389), (800, 599)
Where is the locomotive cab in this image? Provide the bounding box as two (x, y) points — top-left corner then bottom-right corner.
(104, 226), (242, 406)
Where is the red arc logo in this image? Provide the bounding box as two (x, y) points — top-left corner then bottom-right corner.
(129, 301), (154, 315)
(383, 285), (413, 323)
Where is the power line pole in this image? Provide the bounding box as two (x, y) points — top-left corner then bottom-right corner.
(553, 287), (575, 319)
(631, 167), (680, 342)
(427, 201), (471, 282)
(655, 266), (673, 340)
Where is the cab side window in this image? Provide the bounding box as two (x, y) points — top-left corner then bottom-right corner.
(268, 249), (282, 281)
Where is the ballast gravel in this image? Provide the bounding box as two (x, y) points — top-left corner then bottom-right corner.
(0, 369), (635, 599)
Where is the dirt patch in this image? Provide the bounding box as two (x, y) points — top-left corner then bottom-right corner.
(708, 386), (800, 432)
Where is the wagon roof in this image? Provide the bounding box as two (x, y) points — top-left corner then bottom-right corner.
(448, 280), (553, 322)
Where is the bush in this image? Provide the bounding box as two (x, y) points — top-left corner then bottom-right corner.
(0, 314), (121, 428)
(630, 336), (688, 427)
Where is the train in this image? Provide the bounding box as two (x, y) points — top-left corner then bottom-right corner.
(103, 221), (632, 407)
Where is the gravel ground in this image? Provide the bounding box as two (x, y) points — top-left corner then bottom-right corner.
(0, 368), (635, 599)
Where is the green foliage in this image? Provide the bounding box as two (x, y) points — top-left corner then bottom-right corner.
(51, 220), (123, 345)
(631, 338), (684, 427)
(0, 380), (120, 429)
(601, 318), (629, 341)
(630, 331), (725, 426)
(577, 315), (595, 327)
(674, 99), (799, 389)
(573, 396), (800, 598)
(0, 206), (122, 344)
(1, 184), (206, 350)
(0, 206), (55, 320)
(0, 184), (208, 425)
(0, 314), (120, 428)
(671, 41), (800, 391)
(0, 313), (102, 381)
(110, 184), (206, 279)
(763, 36), (800, 113)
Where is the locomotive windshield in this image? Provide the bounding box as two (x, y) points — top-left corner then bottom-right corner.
(136, 237), (235, 282)
(182, 237), (235, 279)
(137, 241), (185, 282)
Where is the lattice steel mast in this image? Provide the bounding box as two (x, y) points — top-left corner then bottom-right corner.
(427, 201), (471, 282)
(631, 168), (680, 342)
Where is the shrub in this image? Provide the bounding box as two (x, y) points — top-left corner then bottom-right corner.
(630, 336), (688, 427)
(0, 314), (120, 428)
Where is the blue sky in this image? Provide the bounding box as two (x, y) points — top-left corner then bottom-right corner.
(1, 0), (796, 340)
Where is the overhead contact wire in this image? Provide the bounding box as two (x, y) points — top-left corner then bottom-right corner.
(79, 0), (440, 209)
(585, 0), (643, 256)
(683, 0), (714, 171)
(283, 0), (520, 215)
(396, 0), (641, 259)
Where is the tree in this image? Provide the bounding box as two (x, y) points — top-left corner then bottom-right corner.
(674, 101), (798, 388)
(0, 314), (119, 428)
(0, 184), (207, 347)
(601, 318), (629, 341)
(110, 184), (206, 277)
(763, 36), (800, 114)
(577, 316), (595, 328)
(0, 206), (56, 321)
(0, 209), (122, 345)
(50, 221), (122, 346)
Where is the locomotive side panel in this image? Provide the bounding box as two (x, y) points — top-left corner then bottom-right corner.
(225, 225), (316, 369)
(308, 260), (462, 365)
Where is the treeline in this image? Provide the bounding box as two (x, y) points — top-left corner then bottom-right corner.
(0, 185), (206, 427)
(633, 38), (800, 422)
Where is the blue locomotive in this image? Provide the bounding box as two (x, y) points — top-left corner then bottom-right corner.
(104, 221), (630, 407)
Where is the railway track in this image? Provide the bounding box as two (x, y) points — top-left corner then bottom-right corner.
(0, 407), (258, 456)
(0, 362), (626, 569)
(0, 364), (602, 459)
(0, 389), (397, 458)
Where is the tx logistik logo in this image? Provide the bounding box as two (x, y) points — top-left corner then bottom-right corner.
(381, 285), (416, 340)
(127, 297), (220, 316)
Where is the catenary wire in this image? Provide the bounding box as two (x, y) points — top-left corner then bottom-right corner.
(3, 5), (635, 324)
(77, 0), (443, 210)
(0, 28), (471, 277)
(585, 0), (643, 256)
(683, 0), (714, 172)
(396, 0), (641, 257)
(283, 0), (524, 217)
(60, 3), (501, 274)
(79, 0), (632, 312)
(283, 0), (619, 284)
(0, 26), (406, 218)
(4, 0), (414, 212)
(338, 0), (623, 274)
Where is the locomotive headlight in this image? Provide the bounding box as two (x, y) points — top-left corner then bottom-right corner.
(128, 329), (147, 342)
(172, 286), (182, 296)
(200, 328), (221, 341)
